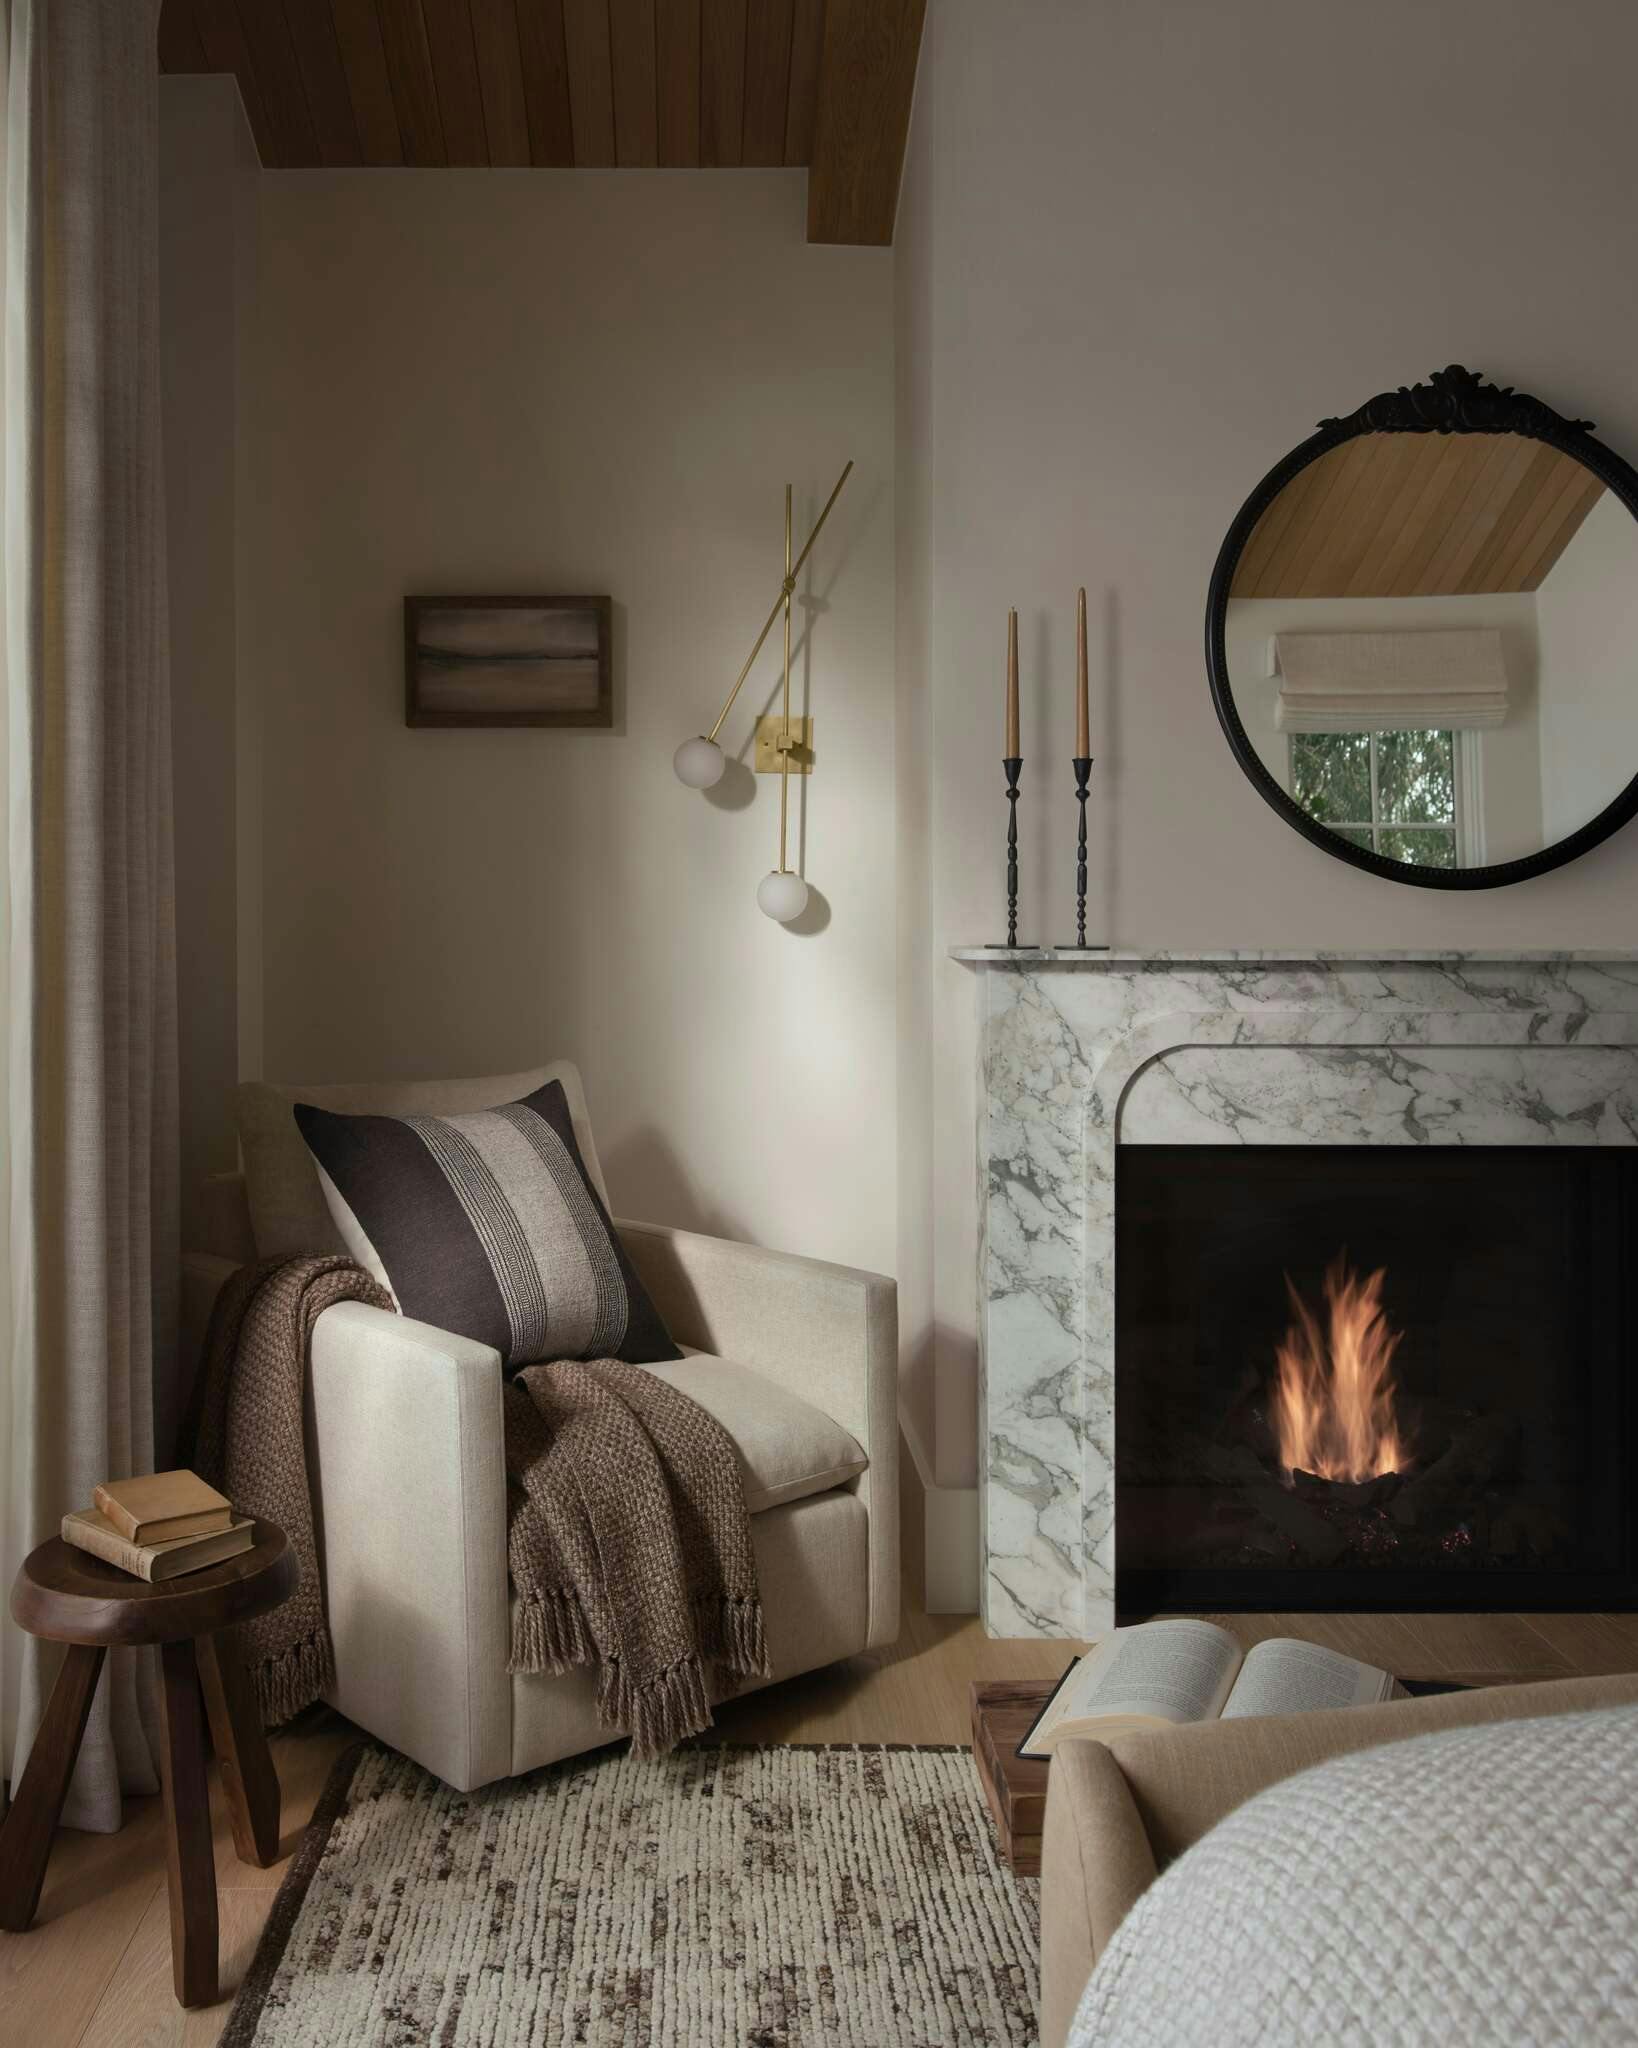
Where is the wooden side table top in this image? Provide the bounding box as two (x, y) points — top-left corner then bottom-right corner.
(11, 1522), (296, 1645)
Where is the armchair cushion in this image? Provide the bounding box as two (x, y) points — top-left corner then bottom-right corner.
(294, 1079), (678, 1367)
(655, 1351), (867, 1512)
(236, 1061), (609, 1260)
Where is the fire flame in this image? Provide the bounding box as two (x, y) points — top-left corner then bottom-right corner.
(1271, 1255), (1410, 1486)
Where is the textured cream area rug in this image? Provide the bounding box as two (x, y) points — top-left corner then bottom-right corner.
(223, 1742), (1040, 2047)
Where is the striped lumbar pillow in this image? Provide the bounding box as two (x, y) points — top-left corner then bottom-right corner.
(293, 1079), (679, 1368)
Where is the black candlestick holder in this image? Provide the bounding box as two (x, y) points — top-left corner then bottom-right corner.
(1072, 756), (1091, 944)
(994, 755), (1024, 948)
(1060, 755), (1109, 951)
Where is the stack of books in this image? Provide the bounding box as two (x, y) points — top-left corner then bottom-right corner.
(62, 1469), (254, 1582)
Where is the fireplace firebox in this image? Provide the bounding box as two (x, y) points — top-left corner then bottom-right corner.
(1115, 1146), (1638, 1615)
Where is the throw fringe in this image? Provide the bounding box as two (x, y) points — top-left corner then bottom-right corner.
(510, 1588), (594, 1675)
(693, 1593), (771, 1683)
(255, 1627), (335, 1730)
(626, 1654), (714, 1761)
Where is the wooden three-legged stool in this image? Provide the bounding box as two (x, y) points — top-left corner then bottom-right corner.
(0, 1522), (296, 2007)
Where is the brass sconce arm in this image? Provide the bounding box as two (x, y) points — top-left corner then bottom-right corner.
(672, 459), (852, 923)
(703, 460), (853, 744)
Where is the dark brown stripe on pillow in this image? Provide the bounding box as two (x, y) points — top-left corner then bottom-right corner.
(293, 1106), (512, 1358)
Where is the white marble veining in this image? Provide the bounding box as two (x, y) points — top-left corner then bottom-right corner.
(960, 953), (1638, 1638)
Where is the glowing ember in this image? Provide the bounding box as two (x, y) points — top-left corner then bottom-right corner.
(1271, 1255), (1411, 1487)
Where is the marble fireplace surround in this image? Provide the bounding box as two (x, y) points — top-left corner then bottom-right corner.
(951, 950), (1638, 1639)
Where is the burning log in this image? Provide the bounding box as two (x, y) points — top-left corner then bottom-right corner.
(1290, 1466), (1404, 1512)
(1253, 1482), (1350, 1566)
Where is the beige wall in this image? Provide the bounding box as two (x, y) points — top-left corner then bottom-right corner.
(898, 0), (1638, 1489)
(160, 126), (899, 1285)
(241, 171), (897, 1279)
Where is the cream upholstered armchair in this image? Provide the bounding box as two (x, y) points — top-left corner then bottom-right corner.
(180, 1062), (898, 1792)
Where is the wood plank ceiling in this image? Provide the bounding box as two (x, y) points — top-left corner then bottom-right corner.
(157, 0), (924, 244)
(1231, 433), (1609, 600)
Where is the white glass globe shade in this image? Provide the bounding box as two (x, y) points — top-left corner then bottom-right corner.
(673, 735), (725, 789)
(757, 870), (809, 923)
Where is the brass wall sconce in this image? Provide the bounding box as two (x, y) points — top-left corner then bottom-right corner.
(672, 462), (852, 922)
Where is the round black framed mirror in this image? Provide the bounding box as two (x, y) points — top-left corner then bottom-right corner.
(1206, 364), (1638, 888)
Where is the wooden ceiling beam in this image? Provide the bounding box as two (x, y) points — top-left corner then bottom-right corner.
(235, 0), (321, 167)
(328, 0), (405, 165)
(655, 0), (701, 166)
(515, 0), (575, 167)
(157, 0), (899, 186)
(376, 0), (448, 164)
(157, 0), (208, 73)
(469, 0), (534, 167)
(700, 0), (747, 168)
(806, 0), (925, 245)
(283, 0), (364, 166)
(783, 0), (823, 166)
(562, 0), (617, 167)
(419, 0), (490, 165)
(610, 0), (661, 168)
(741, 0), (793, 169)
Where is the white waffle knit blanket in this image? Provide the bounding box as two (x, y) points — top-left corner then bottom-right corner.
(1071, 1706), (1638, 2048)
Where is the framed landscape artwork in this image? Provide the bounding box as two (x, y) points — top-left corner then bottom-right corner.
(404, 595), (613, 728)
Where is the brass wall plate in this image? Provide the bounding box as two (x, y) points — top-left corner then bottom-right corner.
(753, 715), (815, 773)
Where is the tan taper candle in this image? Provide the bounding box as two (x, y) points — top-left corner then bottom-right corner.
(1005, 609), (1020, 756)
(1075, 586), (1089, 756)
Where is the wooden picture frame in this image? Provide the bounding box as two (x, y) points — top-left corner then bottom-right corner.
(404, 595), (613, 729)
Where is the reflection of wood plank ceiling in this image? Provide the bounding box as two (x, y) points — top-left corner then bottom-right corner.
(1231, 433), (1607, 599)
(156, 0), (924, 245)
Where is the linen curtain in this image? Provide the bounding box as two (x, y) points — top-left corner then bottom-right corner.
(1272, 628), (1510, 733)
(1, 0), (176, 1833)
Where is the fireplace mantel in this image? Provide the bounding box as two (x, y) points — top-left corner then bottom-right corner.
(951, 947), (1638, 965)
(954, 949), (1638, 1638)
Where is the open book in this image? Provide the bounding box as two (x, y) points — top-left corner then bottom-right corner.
(1017, 1618), (1403, 1759)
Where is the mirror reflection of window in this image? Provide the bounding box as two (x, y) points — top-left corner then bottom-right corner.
(1222, 423), (1638, 873)
(1290, 729), (1466, 869)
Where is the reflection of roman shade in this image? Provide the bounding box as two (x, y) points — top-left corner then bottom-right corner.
(1272, 629), (1509, 732)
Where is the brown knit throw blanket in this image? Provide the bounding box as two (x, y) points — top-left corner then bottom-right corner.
(190, 1256), (392, 1725)
(192, 1255), (769, 1757)
(503, 1359), (769, 1757)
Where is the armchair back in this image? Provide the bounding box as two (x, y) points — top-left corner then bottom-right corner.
(232, 1060), (607, 1260)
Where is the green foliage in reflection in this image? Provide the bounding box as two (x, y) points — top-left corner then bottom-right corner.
(1376, 730), (1454, 825)
(1291, 733), (1370, 822)
(1291, 729), (1459, 867)
(1378, 827), (1457, 868)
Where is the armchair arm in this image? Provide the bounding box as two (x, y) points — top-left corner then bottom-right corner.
(307, 1302), (511, 1791)
(615, 1220), (899, 1648)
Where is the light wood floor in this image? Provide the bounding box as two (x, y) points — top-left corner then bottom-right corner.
(6, 1569), (1637, 2048)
